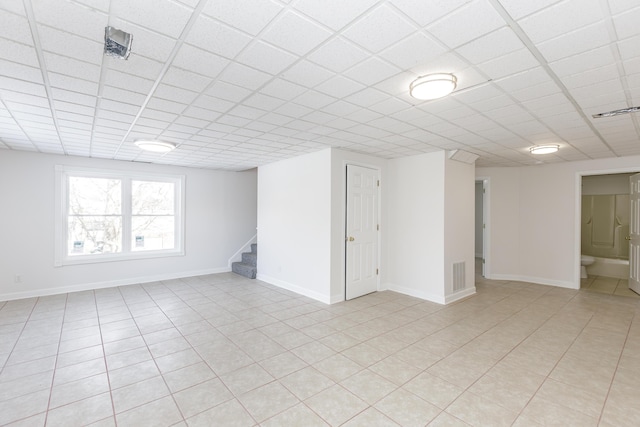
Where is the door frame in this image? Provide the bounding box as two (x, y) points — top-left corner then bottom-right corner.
(342, 161), (382, 302)
(575, 168), (640, 289)
(475, 177), (491, 279)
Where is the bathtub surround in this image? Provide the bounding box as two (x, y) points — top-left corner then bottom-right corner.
(581, 194), (629, 260)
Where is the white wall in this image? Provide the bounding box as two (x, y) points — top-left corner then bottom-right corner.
(444, 157), (476, 301)
(256, 149), (332, 303)
(385, 152), (446, 302)
(477, 155), (640, 288)
(0, 150), (257, 301)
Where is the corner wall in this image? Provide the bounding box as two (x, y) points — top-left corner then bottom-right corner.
(0, 150), (257, 301)
(256, 149), (332, 303)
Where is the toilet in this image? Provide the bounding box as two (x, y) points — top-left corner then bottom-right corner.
(581, 255), (595, 279)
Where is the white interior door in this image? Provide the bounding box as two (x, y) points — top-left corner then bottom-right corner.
(346, 165), (379, 300)
(629, 173), (640, 294)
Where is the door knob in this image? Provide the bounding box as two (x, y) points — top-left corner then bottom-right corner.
(348, 236), (355, 241)
(626, 236), (631, 240)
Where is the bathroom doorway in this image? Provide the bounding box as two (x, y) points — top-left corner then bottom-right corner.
(580, 172), (635, 296)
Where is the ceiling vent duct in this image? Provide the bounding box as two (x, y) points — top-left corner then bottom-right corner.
(592, 106), (640, 118)
(104, 26), (133, 60)
(448, 149), (479, 164)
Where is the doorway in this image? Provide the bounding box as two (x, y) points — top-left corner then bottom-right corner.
(345, 164), (380, 300)
(475, 178), (489, 278)
(579, 172), (637, 296)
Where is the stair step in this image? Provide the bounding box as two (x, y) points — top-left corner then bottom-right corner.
(242, 252), (257, 266)
(232, 262), (256, 279)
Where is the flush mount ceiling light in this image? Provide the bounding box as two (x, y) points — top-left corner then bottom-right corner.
(134, 140), (176, 153)
(592, 106), (640, 118)
(104, 26), (133, 60)
(529, 144), (559, 155)
(410, 73), (457, 100)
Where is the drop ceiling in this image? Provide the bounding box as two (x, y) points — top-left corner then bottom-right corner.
(1, 0), (639, 170)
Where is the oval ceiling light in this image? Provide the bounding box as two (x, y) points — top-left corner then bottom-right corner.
(529, 144), (559, 155)
(134, 140), (176, 153)
(410, 73), (457, 100)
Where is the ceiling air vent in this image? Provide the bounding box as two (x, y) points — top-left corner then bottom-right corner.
(104, 26), (132, 60)
(592, 106), (640, 118)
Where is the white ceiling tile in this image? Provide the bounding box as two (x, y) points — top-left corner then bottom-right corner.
(608, 0), (640, 14)
(202, 0), (283, 36)
(235, 41), (298, 75)
(427, 0), (505, 49)
(517, 0), (604, 44)
(185, 15), (252, 59)
(205, 81), (252, 102)
(48, 73), (98, 95)
(2, 9), (35, 44)
(389, 0), (472, 27)
(477, 48), (539, 80)
(32, 0), (107, 41)
(314, 76), (366, 99)
(536, 22), (610, 63)
(613, 6), (640, 39)
(549, 46), (616, 77)
(0, 59), (42, 83)
(497, 0), (563, 20)
(344, 57), (402, 86)
(111, 0), (192, 38)
(101, 85), (146, 106)
(262, 10), (332, 56)
(161, 67), (212, 93)
(38, 26), (103, 65)
(293, 90), (336, 109)
(243, 93), (286, 112)
(105, 52), (164, 80)
(218, 62), (272, 90)
(145, 97), (187, 114)
(379, 33), (447, 71)
(456, 27), (525, 64)
(104, 70), (154, 94)
(280, 60), (333, 88)
(154, 84), (198, 104)
(0, 37), (37, 67)
(173, 44), (229, 79)
(294, 0), (378, 30)
(260, 79), (308, 101)
(343, 4), (417, 53)
(307, 37), (369, 73)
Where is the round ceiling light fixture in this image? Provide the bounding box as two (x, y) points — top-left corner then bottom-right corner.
(134, 139), (176, 153)
(409, 73), (457, 100)
(529, 144), (559, 155)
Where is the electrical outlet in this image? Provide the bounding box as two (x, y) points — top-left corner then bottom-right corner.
(14, 275), (22, 283)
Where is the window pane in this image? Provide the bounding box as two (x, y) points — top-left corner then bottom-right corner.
(68, 216), (122, 255)
(132, 181), (174, 215)
(69, 177), (121, 215)
(131, 216), (175, 251)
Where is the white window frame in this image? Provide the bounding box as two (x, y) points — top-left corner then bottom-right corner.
(55, 165), (185, 266)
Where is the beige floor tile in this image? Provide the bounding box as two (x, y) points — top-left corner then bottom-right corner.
(111, 375), (169, 414)
(280, 366), (335, 400)
(219, 363), (274, 396)
(53, 357), (106, 386)
(115, 396), (183, 427)
(238, 381), (299, 422)
(342, 407), (400, 426)
(45, 392), (113, 427)
(0, 369), (53, 403)
(375, 388), (440, 426)
(49, 373), (110, 409)
(108, 359), (160, 390)
(154, 348), (203, 374)
(290, 341), (335, 364)
(340, 369), (397, 405)
(427, 411), (471, 426)
(162, 361), (217, 393)
(520, 395), (598, 427)
(0, 389), (49, 425)
(312, 353), (362, 382)
(369, 355), (421, 385)
(173, 378), (234, 418)
(446, 391), (519, 427)
(261, 403), (330, 427)
(305, 384), (368, 426)
(535, 378), (606, 419)
(259, 351), (308, 379)
(403, 371), (464, 409)
(341, 342), (387, 367)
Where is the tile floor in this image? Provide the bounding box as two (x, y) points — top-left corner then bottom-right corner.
(581, 275), (640, 299)
(1, 271), (639, 426)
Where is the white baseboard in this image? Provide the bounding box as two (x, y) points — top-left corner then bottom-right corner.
(444, 287), (476, 304)
(0, 267), (231, 302)
(488, 274), (578, 290)
(384, 283), (446, 304)
(256, 274), (331, 304)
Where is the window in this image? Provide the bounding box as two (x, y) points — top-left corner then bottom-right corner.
(55, 166), (184, 266)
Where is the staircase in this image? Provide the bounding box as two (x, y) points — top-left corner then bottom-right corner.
(232, 243), (257, 279)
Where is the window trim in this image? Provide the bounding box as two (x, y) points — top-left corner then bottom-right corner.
(55, 165), (185, 267)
